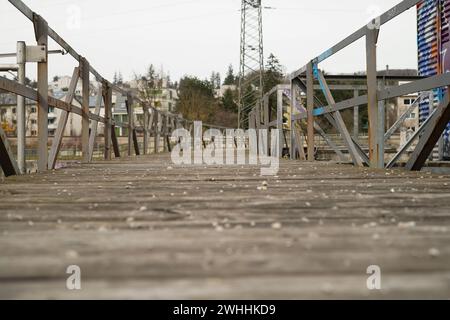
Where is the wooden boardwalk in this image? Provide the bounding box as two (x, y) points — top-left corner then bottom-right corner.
(0, 154), (450, 299)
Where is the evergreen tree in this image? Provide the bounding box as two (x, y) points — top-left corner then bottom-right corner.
(223, 65), (236, 85)
(222, 88), (238, 113)
(264, 53), (284, 92)
(209, 72), (221, 89)
(215, 72), (221, 89)
(146, 65), (156, 88)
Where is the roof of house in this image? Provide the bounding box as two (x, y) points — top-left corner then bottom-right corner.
(0, 92), (35, 106)
(114, 95), (127, 113)
(89, 96), (105, 108)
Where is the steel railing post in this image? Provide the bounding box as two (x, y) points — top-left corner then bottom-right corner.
(16, 41), (26, 174)
(306, 62), (315, 161)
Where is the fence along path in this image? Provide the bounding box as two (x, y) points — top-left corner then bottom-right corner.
(288, 0), (450, 171)
(0, 0), (227, 177)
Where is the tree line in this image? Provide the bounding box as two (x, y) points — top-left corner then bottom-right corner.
(177, 53), (286, 127)
(113, 53), (286, 128)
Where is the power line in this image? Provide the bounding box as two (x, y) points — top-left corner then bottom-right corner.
(75, 9), (240, 35)
(76, 0), (210, 22)
(0, 0), (211, 32)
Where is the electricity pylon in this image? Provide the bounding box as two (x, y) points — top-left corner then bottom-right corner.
(238, 0), (265, 129)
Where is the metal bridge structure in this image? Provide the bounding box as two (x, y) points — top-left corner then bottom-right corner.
(287, 0), (450, 171)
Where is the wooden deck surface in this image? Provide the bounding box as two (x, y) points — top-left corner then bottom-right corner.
(1, 154), (450, 299)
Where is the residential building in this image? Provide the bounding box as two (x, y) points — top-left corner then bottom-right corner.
(0, 93), (38, 136)
(215, 84), (237, 98)
(112, 94), (129, 137)
(0, 90), (105, 138)
(129, 76), (178, 113)
(2, 73), (179, 141)
(397, 93), (420, 150)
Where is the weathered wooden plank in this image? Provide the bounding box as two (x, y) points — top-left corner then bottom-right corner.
(103, 84), (113, 160)
(0, 75), (108, 125)
(88, 88), (104, 161)
(317, 70), (363, 167)
(48, 67), (79, 170)
(154, 111), (160, 154)
(80, 58), (90, 163)
(0, 76), (37, 101)
(306, 62), (315, 161)
(143, 106), (149, 155)
(34, 14), (49, 172)
(132, 129), (140, 156)
(162, 114), (168, 152)
(126, 94), (134, 156)
(0, 125), (19, 177)
(111, 125), (121, 158)
(406, 88), (450, 171)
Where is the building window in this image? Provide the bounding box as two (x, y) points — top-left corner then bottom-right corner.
(31, 119), (37, 124)
(403, 99), (413, 105)
(12, 108), (16, 114)
(31, 107), (37, 113)
(406, 112), (416, 119)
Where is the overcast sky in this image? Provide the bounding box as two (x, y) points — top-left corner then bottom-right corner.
(0, 0), (418, 82)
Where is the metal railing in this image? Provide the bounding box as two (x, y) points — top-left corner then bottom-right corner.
(288, 0), (450, 171)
